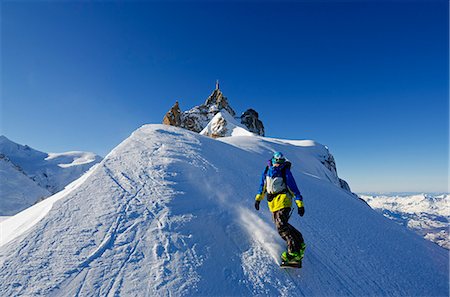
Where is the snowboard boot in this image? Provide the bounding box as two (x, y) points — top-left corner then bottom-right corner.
(299, 242), (306, 259)
(281, 243), (306, 263)
(281, 251), (302, 263)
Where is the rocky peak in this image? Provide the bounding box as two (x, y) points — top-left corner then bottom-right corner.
(203, 81), (236, 117)
(162, 82), (264, 137)
(162, 101), (182, 127)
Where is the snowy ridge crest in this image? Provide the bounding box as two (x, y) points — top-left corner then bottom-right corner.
(0, 125), (447, 296)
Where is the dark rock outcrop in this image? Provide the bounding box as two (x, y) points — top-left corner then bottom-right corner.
(339, 178), (352, 192)
(162, 101), (182, 127)
(320, 150), (355, 194)
(240, 109), (265, 136)
(321, 152), (337, 177)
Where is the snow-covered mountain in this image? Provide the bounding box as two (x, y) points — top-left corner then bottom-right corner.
(0, 155), (51, 216)
(163, 82), (265, 136)
(0, 136), (102, 215)
(0, 125), (447, 296)
(359, 193), (449, 249)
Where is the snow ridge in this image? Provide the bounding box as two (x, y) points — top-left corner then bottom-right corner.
(0, 125), (447, 296)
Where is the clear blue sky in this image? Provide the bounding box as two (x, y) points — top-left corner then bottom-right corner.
(1, 1), (448, 192)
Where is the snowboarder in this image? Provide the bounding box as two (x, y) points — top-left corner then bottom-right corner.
(254, 152), (306, 267)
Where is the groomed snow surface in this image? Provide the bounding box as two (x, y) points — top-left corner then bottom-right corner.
(0, 125), (448, 296)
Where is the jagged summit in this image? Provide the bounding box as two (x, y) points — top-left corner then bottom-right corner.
(203, 81), (236, 117)
(162, 82), (264, 136)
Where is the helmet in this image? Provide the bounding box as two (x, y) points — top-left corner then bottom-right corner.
(272, 151), (285, 164)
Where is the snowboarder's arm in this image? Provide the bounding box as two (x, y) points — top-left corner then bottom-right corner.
(286, 167), (305, 216)
(256, 169), (267, 201)
(285, 169), (302, 203)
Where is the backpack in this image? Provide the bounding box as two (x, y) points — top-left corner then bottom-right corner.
(264, 162), (292, 200)
(264, 161), (291, 184)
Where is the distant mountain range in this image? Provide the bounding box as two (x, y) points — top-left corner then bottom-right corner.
(0, 136), (102, 215)
(359, 193), (449, 249)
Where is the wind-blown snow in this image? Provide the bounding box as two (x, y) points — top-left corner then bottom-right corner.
(45, 151), (100, 168)
(0, 125), (447, 296)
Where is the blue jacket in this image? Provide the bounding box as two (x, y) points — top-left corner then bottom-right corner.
(258, 161), (303, 202)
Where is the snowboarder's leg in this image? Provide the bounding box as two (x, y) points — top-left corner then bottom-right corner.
(287, 222), (304, 254)
(273, 208), (303, 254)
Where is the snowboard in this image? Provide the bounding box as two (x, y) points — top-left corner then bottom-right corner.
(280, 261), (302, 269)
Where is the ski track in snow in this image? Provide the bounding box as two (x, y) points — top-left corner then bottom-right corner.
(0, 125), (448, 296)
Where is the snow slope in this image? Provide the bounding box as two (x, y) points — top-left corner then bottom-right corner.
(0, 125), (447, 296)
(0, 156), (51, 216)
(0, 163), (99, 248)
(0, 136), (102, 215)
(360, 193), (450, 249)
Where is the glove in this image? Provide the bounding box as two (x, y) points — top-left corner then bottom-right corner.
(295, 199), (305, 217)
(254, 193), (263, 211)
(298, 206), (305, 217)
